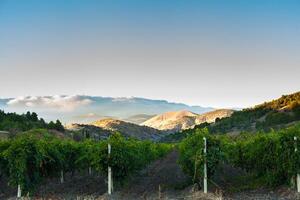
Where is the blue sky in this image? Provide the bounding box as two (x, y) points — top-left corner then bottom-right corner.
(0, 0), (299, 107)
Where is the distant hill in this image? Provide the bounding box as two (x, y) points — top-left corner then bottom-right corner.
(161, 92), (300, 142)
(166, 91), (300, 141)
(66, 123), (113, 141)
(123, 114), (156, 124)
(0, 95), (214, 124)
(142, 109), (233, 132)
(206, 91), (300, 134)
(90, 118), (166, 140)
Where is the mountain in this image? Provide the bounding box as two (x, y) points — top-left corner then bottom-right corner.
(90, 118), (166, 140)
(66, 123), (113, 141)
(142, 110), (198, 131)
(123, 114), (156, 124)
(161, 92), (300, 142)
(142, 109), (234, 132)
(0, 95), (214, 124)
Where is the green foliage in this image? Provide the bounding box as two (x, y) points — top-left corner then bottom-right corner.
(211, 92), (300, 133)
(259, 92), (300, 110)
(47, 120), (65, 132)
(3, 134), (51, 193)
(178, 129), (223, 183)
(163, 92), (300, 143)
(177, 123), (300, 188)
(0, 140), (10, 176)
(256, 111), (300, 131)
(222, 124), (300, 186)
(92, 132), (172, 182)
(208, 107), (269, 133)
(0, 110), (64, 133)
(0, 130), (172, 195)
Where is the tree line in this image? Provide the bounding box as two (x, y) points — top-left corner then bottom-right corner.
(0, 110), (64, 134)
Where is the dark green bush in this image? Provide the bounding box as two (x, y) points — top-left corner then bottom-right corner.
(178, 128), (223, 184)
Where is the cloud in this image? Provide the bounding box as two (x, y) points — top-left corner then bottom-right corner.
(112, 97), (136, 102)
(7, 95), (93, 112)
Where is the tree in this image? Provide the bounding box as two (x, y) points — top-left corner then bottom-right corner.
(55, 120), (65, 132)
(48, 121), (56, 130)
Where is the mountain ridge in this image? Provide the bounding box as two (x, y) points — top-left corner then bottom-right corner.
(0, 95), (214, 123)
(142, 109), (234, 132)
(162, 91), (300, 142)
(89, 118), (167, 140)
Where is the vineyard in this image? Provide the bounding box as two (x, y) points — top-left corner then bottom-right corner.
(0, 129), (172, 197)
(178, 123), (300, 190)
(1, 124), (300, 198)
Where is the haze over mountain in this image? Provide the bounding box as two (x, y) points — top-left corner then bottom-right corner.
(142, 109), (233, 132)
(0, 95), (214, 124)
(0, 95), (213, 123)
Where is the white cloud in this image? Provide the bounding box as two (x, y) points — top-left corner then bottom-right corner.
(7, 95), (93, 112)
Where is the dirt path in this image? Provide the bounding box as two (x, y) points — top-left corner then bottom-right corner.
(113, 150), (189, 199)
(110, 150), (220, 200)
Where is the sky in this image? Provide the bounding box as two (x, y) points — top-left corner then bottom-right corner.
(0, 0), (299, 108)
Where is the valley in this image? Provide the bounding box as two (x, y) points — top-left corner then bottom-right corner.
(1, 91), (300, 199)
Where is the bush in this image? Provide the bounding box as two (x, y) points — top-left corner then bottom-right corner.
(178, 128), (223, 185)
(227, 124), (300, 186)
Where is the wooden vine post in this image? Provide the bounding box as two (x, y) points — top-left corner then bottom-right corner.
(108, 143), (112, 195)
(17, 184), (21, 198)
(203, 137), (207, 194)
(89, 166), (92, 175)
(60, 170), (64, 183)
(294, 136), (300, 193)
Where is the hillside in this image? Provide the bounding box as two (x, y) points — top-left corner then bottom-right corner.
(161, 92), (300, 142)
(65, 123), (113, 141)
(206, 91), (300, 134)
(90, 118), (165, 140)
(163, 91), (300, 143)
(142, 109), (233, 132)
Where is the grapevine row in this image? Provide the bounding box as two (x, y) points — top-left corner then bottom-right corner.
(0, 129), (172, 195)
(178, 123), (300, 187)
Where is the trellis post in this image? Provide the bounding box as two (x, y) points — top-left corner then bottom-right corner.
(203, 137), (207, 194)
(60, 170), (64, 183)
(294, 137), (300, 192)
(108, 143), (112, 195)
(17, 184), (21, 198)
